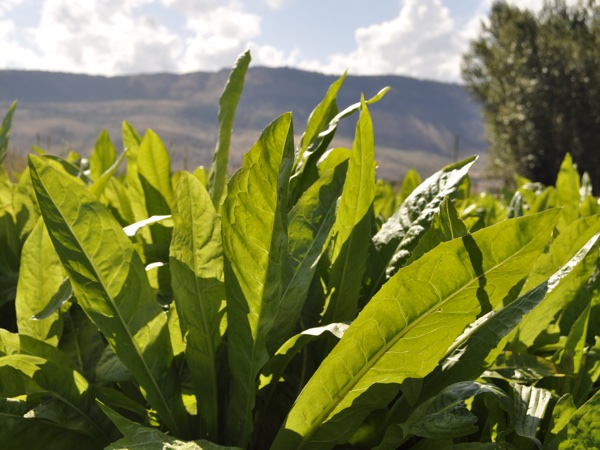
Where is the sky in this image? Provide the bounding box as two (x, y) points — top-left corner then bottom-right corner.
(0, 0), (581, 83)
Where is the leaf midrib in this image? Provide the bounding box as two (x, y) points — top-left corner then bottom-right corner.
(295, 226), (549, 449)
(34, 165), (177, 432)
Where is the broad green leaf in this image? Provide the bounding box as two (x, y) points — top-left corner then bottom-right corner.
(271, 210), (559, 450)
(89, 149), (128, 199)
(13, 167), (41, 242)
(59, 304), (105, 381)
(222, 113), (294, 447)
(420, 231), (600, 396)
(259, 323), (349, 408)
(96, 345), (134, 383)
(28, 155), (190, 438)
(514, 229), (600, 349)
(548, 394), (576, 438)
(512, 384), (551, 448)
(15, 219), (63, 345)
(0, 396), (99, 450)
(0, 173), (19, 307)
(268, 161), (348, 352)
(0, 354), (114, 444)
(397, 168), (422, 204)
(556, 153), (580, 230)
(101, 177), (136, 226)
(376, 382), (513, 450)
(315, 147), (350, 176)
(99, 402), (241, 450)
(138, 130), (173, 245)
(407, 196), (468, 264)
(294, 72), (346, 170)
(522, 214), (600, 292)
(170, 172), (225, 440)
(0, 329), (75, 369)
(365, 156), (477, 300)
(41, 154), (92, 184)
(207, 50), (251, 208)
(403, 382), (512, 440)
(547, 390), (600, 450)
(289, 87), (389, 206)
(89, 130), (117, 181)
(0, 101), (16, 163)
(321, 97), (376, 327)
(122, 121), (151, 243)
(484, 352), (561, 384)
(529, 186), (556, 214)
(33, 276), (72, 320)
(138, 129), (173, 210)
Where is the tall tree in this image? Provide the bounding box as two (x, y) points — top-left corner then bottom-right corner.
(462, 0), (600, 192)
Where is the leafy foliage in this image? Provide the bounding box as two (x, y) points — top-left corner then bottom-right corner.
(462, 0), (600, 193)
(0, 51), (598, 450)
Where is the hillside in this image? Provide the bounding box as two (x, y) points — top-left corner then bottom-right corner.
(0, 67), (486, 180)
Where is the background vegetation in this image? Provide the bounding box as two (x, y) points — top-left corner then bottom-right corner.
(0, 48), (598, 449)
(463, 0), (600, 193)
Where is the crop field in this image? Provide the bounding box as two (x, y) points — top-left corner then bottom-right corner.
(0, 51), (598, 449)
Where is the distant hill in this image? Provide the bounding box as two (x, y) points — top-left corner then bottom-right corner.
(0, 67), (486, 180)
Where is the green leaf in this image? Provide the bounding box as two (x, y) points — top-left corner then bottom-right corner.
(420, 230), (599, 396)
(170, 172), (225, 440)
(0, 354), (114, 444)
(547, 390), (600, 450)
(514, 226), (600, 349)
(0, 396), (100, 450)
(58, 304), (105, 381)
(512, 384), (551, 448)
(138, 129), (173, 210)
(13, 167), (41, 243)
(15, 219), (64, 345)
(267, 161), (348, 352)
(122, 121), (151, 243)
(259, 322), (349, 408)
(272, 210), (559, 450)
(222, 113), (294, 447)
(89, 130), (117, 181)
(365, 156), (477, 300)
(28, 155), (190, 438)
(138, 130), (173, 245)
(96, 345), (134, 383)
(556, 153), (581, 230)
(522, 214), (600, 292)
(99, 402), (241, 450)
(89, 149), (128, 199)
(407, 196), (468, 264)
(397, 168), (422, 204)
(289, 87), (389, 206)
(33, 276), (72, 320)
(294, 73), (346, 172)
(403, 382), (512, 440)
(0, 101), (16, 163)
(321, 97), (376, 326)
(207, 50), (251, 208)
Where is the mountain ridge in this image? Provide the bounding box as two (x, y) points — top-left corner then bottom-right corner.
(1, 66), (486, 180)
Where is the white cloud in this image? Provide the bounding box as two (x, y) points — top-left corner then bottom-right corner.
(264, 0), (286, 10)
(2, 0), (266, 75)
(298, 0), (466, 82)
(178, 2), (262, 72)
(29, 0), (181, 75)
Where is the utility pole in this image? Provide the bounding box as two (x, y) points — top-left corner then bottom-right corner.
(453, 134), (460, 162)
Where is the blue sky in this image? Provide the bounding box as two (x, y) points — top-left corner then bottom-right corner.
(0, 0), (572, 83)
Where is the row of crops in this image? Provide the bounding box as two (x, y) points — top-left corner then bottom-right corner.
(0, 51), (598, 449)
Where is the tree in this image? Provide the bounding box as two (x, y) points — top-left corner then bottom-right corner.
(462, 0), (600, 193)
